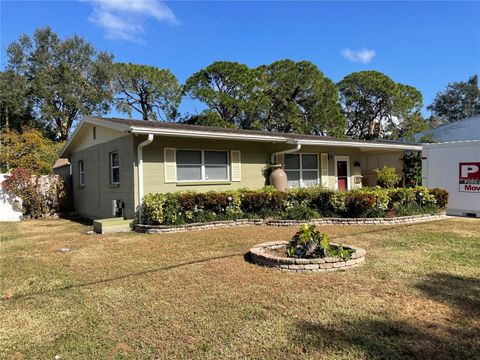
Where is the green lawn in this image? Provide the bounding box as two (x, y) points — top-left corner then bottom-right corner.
(1, 217), (479, 359)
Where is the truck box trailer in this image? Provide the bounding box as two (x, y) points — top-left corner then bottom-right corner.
(422, 140), (480, 217)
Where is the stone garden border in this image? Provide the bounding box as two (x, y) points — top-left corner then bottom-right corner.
(133, 213), (446, 234)
(249, 241), (366, 273)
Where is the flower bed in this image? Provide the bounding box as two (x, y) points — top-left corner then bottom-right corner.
(141, 186), (448, 226)
(249, 241), (366, 273)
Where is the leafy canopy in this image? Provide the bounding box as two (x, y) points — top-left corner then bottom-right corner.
(257, 59), (345, 137)
(183, 60), (345, 136)
(0, 127), (64, 175)
(338, 71), (423, 140)
(6, 27), (113, 141)
(113, 63), (182, 121)
(427, 74), (480, 123)
(183, 61), (266, 129)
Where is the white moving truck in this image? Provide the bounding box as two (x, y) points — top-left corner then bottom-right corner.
(422, 140), (480, 217)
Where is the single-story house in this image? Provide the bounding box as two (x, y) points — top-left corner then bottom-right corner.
(59, 117), (422, 220)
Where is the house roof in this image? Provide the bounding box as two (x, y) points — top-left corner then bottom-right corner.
(53, 158), (70, 169)
(413, 115), (480, 142)
(60, 116), (422, 157)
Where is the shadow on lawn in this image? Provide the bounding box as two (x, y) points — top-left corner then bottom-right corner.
(293, 317), (477, 360)
(2, 252), (243, 302)
(415, 272), (480, 316)
(292, 273), (480, 359)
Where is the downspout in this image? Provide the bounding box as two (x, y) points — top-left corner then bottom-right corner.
(137, 134), (154, 223)
(270, 143), (302, 164)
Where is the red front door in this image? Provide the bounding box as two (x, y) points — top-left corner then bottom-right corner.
(337, 161), (348, 190)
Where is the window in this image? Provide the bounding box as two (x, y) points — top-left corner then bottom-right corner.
(110, 152), (120, 184)
(78, 160), (85, 187)
(176, 150), (229, 181)
(284, 154), (319, 188)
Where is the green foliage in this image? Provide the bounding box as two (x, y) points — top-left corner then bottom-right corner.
(257, 59), (345, 137)
(286, 224), (331, 258)
(183, 61), (266, 129)
(142, 186), (448, 225)
(373, 166), (401, 188)
(427, 74), (480, 123)
(286, 224), (354, 260)
(6, 27), (113, 141)
(2, 167), (67, 218)
(0, 127), (63, 174)
(113, 63), (181, 121)
(183, 60), (345, 136)
(0, 70), (36, 132)
(338, 70), (424, 140)
(402, 152), (422, 187)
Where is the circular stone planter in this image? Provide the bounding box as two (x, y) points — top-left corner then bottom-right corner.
(249, 241), (366, 273)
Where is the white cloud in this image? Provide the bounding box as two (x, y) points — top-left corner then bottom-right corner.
(341, 48), (376, 64)
(86, 0), (178, 42)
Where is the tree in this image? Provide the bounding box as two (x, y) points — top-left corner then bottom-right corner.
(113, 63), (182, 121)
(184, 60), (345, 136)
(183, 61), (266, 129)
(257, 60), (344, 137)
(6, 27), (113, 141)
(0, 71), (36, 132)
(427, 74), (480, 123)
(0, 127), (64, 174)
(338, 71), (423, 140)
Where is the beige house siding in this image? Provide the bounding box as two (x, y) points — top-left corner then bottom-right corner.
(69, 132), (406, 220)
(71, 135), (136, 219)
(134, 137), (369, 203)
(360, 151), (404, 186)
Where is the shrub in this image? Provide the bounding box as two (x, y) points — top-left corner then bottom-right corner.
(2, 167), (66, 218)
(141, 185), (449, 225)
(429, 188), (449, 208)
(286, 224), (354, 260)
(402, 152), (422, 187)
(373, 166), (401, 188)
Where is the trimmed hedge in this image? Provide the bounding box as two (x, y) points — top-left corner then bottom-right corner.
(142, 186), (448, 225)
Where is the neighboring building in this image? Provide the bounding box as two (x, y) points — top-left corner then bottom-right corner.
(422, 141), (480, 217)
(53, 158), (71, 180)
(413, 115), (480, 142)
(59, 117), (421, 220)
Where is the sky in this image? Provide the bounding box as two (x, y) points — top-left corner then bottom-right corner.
(1, 0), (480, 118)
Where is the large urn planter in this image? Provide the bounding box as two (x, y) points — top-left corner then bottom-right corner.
(269, 164), (288, 192)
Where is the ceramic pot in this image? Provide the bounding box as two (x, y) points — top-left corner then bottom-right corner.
(269, 164), (288, 192)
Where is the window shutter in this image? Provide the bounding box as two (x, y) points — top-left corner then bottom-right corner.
(275, 154), (284, 166)
(164, 148), (176, 183)
(230, 150), (241, 181)
(321, 153), (329, 187)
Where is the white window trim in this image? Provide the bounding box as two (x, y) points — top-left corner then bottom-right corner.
(284, 153), (320, 188)
(176, 149), (230, 182)
(110, 152), (120, 185)
(334, 155), (351, 190)
(78, 160), (85, 187)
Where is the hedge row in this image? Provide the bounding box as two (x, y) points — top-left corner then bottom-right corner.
(142, 186), (448, 225)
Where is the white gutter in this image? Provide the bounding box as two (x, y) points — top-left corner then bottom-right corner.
(295, 139), (422, 151)
(129, 126), (289, 143)
(271, 143), (302, 164)
(137, 134), (154, 223)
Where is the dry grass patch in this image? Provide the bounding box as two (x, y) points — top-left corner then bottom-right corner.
(0, 217), (479, 359)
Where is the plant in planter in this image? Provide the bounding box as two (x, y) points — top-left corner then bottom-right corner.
(286, 224), (354, 260)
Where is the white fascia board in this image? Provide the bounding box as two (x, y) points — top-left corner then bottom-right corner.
(295, 139), (422, 151)
(129, 127), (290, 143)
